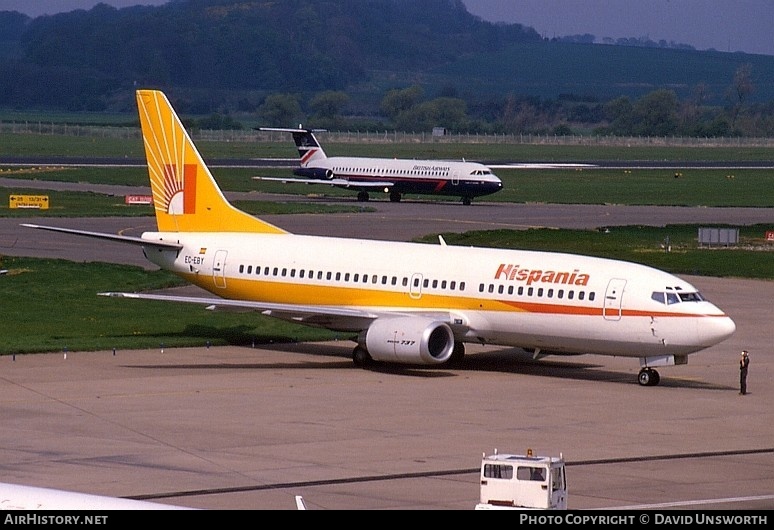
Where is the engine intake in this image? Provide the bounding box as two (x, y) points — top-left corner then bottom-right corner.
(361, 317), (455, 365)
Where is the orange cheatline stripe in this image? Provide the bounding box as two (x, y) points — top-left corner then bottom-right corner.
(180, 276), (723, 319)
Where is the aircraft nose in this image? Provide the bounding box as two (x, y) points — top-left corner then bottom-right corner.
(704, 315), (736, 345)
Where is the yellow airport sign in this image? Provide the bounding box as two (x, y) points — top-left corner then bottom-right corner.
(10, 194), (49, 209)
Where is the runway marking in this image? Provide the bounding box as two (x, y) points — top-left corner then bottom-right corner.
(607, 493), (774, 509)
(137, 448), (774, 504)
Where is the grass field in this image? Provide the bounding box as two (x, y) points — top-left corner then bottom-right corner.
(1, 163), (773, 210)
(0, 257), (337, 355)
(3, 129), (774, 159)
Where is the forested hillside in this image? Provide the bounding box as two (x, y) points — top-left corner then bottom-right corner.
(0, 0), (537, 110)
(0, 0), (772, 137)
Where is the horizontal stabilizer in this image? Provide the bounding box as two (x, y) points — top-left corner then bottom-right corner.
(258, 127), (327, 133)
(21, 224), (183, 250)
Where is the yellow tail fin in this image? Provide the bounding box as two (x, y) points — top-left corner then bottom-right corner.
(136, 90), (287, 234)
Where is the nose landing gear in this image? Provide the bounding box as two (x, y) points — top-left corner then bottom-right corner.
(638, 367), (661, 386)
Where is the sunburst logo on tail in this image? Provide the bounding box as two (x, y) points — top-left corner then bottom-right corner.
(138, 89), (287, 234)
(158, 164), (197, 215)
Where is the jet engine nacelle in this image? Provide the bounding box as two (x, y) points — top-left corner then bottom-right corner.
(362, 317), (455, 365)
(294, 167), (334, 180)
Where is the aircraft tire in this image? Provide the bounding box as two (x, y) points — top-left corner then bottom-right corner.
(357, 191), (370, 202)
(446, 342), (465, 366)
(352, 345), (373, 367)
(389, 192), (401, 202)
(638, 368), (660, 386)
(462, 197), (472, 205)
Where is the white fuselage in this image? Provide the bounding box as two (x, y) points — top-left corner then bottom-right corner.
(301, 156), (503, 198)
(142, 231), (735, 360)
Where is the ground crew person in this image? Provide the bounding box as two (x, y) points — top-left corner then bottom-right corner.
(739, 350), (750, 395)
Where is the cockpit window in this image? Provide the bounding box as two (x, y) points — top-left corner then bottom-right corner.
(679, 292), (705, 302)
(651, 290), (705, 305)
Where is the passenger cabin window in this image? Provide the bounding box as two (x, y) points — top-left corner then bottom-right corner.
(234, 260), (471, 296)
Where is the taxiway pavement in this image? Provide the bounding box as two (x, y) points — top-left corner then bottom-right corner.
(1, 181), (773, 510)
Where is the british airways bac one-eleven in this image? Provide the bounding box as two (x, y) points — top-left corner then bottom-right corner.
(255, 126), (503, 204)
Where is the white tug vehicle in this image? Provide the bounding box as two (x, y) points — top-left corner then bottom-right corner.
(475, 449), (568, 510)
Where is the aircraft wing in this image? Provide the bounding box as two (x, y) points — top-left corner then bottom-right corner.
(487, 163), (598, 169)
(100, 291), (381, 331)
(99, 291), (458, 333)
(254, 176), (395, 188)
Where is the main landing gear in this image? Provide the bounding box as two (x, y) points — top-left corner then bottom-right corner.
(357, 191), (370, 202)
(638, 367), (661, 386)
(352, 345), (372, 367)
(448, 341), (465, 365)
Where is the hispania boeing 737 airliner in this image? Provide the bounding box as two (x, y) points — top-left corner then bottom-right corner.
(24, 90), (735, 386)
(255, 126), (503, 204)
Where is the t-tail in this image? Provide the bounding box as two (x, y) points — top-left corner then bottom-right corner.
(259, 126), (328, 167)
(137, 90), (286, 235)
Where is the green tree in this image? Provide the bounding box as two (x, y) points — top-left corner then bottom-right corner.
(257, 93), (303, 127)
(500, 95), (544, 134)
(307, 90), (350, 129)
(604, 96), (635, 135)
(393, 97), (468, 132)
(632, 89), (679, 136)
(197, 113), (244, 130)
(309, 91), (350, 120)
(380, 85), (424, 120)
(727, 63), (754, 130)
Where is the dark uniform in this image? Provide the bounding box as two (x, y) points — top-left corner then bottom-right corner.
(739, 350), (750, 395)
